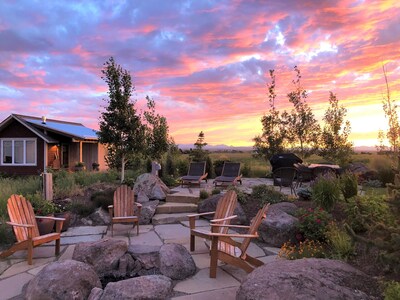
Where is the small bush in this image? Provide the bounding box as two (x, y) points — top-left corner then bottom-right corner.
(69, 201), (95, 217)
(28, 192), (57, 215)
(199, 189), (209, 200)
(340, 171), (358, 200)
(344, 194), (394, 233)
(211, 189), (221, 195)
(175, 159), (189, 176)
(278, 240), (325, 260)
(325, 222), (354, 260)
(91, 190), (114, 210)
(227, 186), (247, 204)
(241, 163), (251, 177)
(384, 281), (400, 300)
(161, 175), (178, 187)
(251, 184), (287, 205)
(311, 173), (341, 211)
(377, 166), (395, 186)
(296, 207), (332, 242)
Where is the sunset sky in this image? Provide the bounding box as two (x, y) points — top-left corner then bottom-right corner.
(0, 0), (399, 148)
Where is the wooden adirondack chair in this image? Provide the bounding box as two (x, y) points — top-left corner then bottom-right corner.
(208, 203), (270, 278)
(0, 194), (65, 265)
(188, 190), (237, 252)
(108, 185), (142, 237)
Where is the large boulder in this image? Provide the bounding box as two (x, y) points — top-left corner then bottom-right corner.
(128, 244), (161, 270)
(134, 173), (170, 200)
(198, 194), (247, 225)
(347, 162), (378, 182)
(73, 239), (128, 277)
(159, 243), (196, 280)
(100, 275), (172, 300)
(258, 202), (298, 247)
(139, 200), (159, 225)
(237, 258), (381, 300)
(25, 260), (101, 300)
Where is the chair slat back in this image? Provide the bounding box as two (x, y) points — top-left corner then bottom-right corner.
(113, 185), (135, 217)
(7, 194), (40, 242)
(239, 203), (270, 255)
(214, 190), (237, 234)
(188, 162), (206, 176)
(221, 162), (241, 177)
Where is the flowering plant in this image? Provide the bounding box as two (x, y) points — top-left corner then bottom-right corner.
(296, 207), (331, 242)
(278, 240), (325, 260)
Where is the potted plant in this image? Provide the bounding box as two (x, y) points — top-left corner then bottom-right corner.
(29, 193), (57, 235)
(54, 201), (72, 232)
(75, 161), (86, 171)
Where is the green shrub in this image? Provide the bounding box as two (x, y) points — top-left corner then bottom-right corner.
(161, 175), (179, 187)
(0, 219), (15, 246)
(91, 190), (114, 210)
(227, 186), (247, 204)
(241, 163), (251, 177)
(211, 188), (221, 195)
(69, 201), (95, 217)
(27, 192), (57, 215)
(377, 166), (395, 185)
(344, 194), (394, 233)
(296, 208), (332, 242)
(199, 189), (209, 200)
(384, 281), (400, 300)
(325, 222), (354, 260)
(311, 173), (341, 211)
(175, 159), (189, 176)
(251, 184), (287, 205)
(340, 171), (358, 200)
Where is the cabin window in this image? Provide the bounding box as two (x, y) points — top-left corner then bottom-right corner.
(1, 139), (37, 165)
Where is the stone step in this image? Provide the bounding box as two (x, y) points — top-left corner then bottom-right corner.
(155, 202), (197, 214)
(152, 213), (192, 225)
(166, 193), (200, 204)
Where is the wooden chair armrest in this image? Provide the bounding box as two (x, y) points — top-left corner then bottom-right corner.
(199, 173), (208, 181)
(6, 221), (34, 228)
(113, 216), (138, 220)
(208, 232), (259, 238)
(135, 203), (142, 207)
(35, 216), (66, 221)
(187, 211), (215, 218)
(210, 224), (250, 229)
(108, 205), (114, 209)
(210, 215), (237, 223)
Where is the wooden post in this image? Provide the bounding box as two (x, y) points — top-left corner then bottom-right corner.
(42, 173), (53, 201)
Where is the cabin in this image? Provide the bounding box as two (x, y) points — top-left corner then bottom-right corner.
(0, 114), (107, 175)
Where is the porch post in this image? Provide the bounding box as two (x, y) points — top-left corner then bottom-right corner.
(79, 141), (82, 162)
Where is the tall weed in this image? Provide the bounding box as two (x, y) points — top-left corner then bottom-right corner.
(325, 222), (354, 260)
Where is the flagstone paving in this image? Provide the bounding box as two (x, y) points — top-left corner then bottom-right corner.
(0, 178), (284, 300)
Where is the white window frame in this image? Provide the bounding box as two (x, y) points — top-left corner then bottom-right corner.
(0, 138), (37, 166)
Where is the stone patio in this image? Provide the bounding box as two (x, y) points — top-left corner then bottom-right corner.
(0, 178), (286, 300)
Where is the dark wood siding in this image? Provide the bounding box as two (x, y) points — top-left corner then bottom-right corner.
(0, 120), (45, 175)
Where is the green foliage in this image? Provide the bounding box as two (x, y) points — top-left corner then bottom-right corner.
(165, 152), (175, 176)
(251, 184), (287, 205)
(53, 170), (82, 199)
(175, 159), (189, 176)
(311, 173), (341, 211)
(190, 131), (208, 162)
(206, 156), (214, 178)
(0, 220), (15, 246)
(213, 159), (227, 177)
(384, 281), (400, 300)
(241, 163), (251, 177)
(296, 207), (332, 242)
(98, 57), (146, 182)
(227, 186), (247, 204)
(211, 188), (221, 195)
(325, 222), (354, 260)
(69, 201), (95, 217)
(28, 192), (57, 215)
(376, 166), (395, 185)
(284, 66), (320, 159)
(278, 240), (326, 260)
(253, 69), (287, 162)
(339, 171), (358, 200)
(319, 92), (353, 165)
(344, 194), (394, 233)
(91, 190), (114, 210)
(160, 174), (178, 187)
(199, 189), (209, 200)
(143, 96), (170, 161)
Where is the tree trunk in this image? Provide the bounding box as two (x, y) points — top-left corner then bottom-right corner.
(120, 154), (125, 183)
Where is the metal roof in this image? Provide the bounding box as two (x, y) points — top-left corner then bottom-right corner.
(16, 115), (98, 140)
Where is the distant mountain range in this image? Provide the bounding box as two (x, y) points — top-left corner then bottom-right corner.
(177, 144), (377, 152)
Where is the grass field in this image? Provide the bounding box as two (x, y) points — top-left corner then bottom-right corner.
(191, 151), (394, 178)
